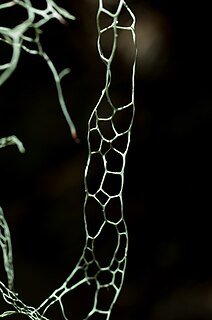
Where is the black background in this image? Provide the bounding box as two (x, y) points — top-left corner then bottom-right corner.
(1, 1), (212, 319)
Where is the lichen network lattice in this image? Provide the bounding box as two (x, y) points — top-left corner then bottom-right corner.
(0, 1), (137, 319)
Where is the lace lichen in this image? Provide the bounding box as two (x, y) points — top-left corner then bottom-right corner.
(0, 1), (137, 319)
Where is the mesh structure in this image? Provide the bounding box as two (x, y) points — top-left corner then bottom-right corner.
(0, 1), (136, 319)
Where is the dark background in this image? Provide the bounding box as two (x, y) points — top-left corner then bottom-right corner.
(1, 1), (212, 319)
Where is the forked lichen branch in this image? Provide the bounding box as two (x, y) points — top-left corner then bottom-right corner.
(0, 0), (77, 141)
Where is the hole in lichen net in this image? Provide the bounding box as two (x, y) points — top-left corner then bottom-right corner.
(22, 27), (41, 52)
(98, 12), (114, 30)
(115, 233), (127, 262)
(117, 4), (134, 27)
(27, 0), (47, 9)
(86, 260), (99, 279)
(89, 129), (102, 152)
(99, 27), (114, 61)
(96, 285), (117, 311)
(93, 223), (118, 268)
(112, 133), (129, 153)
(95, 190), (109, 205)
(97, 95), (114, 119)
(114, 270), (123, 289)
(86, 153), (105, 194)
(112, 106), (134, 134)
(105, 196), (122, 224)
(106, 29), (136, 108)
(85, 196), (105, 238)
(84, 247), (94, 264)
(105, 148), (123, 172)
(102, 173), (122, 197)
(98, 119), (116, 140)
(97, 269), (113, 286)
(43, 301), (65, 320)
(61, 281), (97, 319)
(0, 4), (27, 29)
